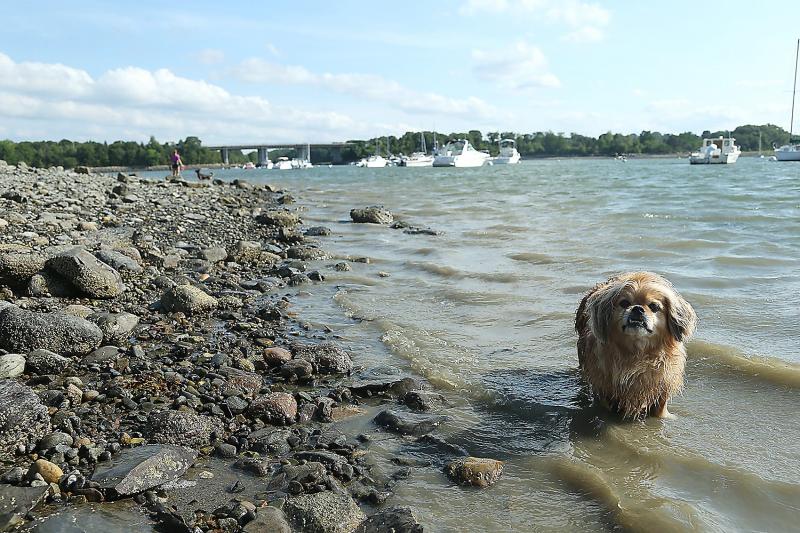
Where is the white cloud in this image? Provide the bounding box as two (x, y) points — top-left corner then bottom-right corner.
(0, 52), (359, 143)
(472, 40), (561, 90)
(194, 48), (225, 65)
(265, 43), (280, 57)
(230, 58), (497, 119)
(461, 0), (610, 42)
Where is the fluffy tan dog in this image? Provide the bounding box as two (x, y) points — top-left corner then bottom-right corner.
(575, 272), (697, 419)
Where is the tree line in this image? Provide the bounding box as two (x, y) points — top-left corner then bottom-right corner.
(0, 124), (790, 168)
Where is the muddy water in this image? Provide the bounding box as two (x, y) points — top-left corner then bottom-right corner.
(147, 158), (800, 531)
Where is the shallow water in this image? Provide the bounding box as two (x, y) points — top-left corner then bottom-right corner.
(146, 158), (800, 531)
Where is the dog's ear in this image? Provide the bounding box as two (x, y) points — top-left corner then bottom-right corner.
(666, 291), (697, 342)
(585, 281), (618, 343)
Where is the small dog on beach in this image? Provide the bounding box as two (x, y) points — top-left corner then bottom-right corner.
(575, 271), (697, 419)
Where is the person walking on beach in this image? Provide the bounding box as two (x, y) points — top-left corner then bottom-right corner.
(170, 149), (183, 177)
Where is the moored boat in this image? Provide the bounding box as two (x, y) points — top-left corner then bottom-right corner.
(689, 136), (741, 165)
(492, 138), (521, 165)
(432, 139), (490, 167)
(774, 39), (800, 161)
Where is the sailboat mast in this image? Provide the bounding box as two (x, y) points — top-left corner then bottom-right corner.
(790, 38), (799, 141)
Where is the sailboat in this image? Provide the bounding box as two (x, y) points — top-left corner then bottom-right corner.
(359, 138), (388, 168)
(400, 132), (434, 167)
(774, 38), (800, 161)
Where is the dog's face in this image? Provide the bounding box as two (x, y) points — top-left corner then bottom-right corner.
(587, 272), (696, 350)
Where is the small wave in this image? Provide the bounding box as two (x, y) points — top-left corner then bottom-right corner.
(404, 260), (519, 283)
(711, 255), (798, 268)
(508, 252), (557, 264)
(689, 340), (800, 388)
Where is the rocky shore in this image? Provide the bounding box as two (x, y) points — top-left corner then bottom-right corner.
(0, 161), (502, 532)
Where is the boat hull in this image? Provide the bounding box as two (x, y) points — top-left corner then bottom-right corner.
(432, 154), (490, 167)
(493, 154), (521, 164)
(689, 152), (740, 165)
(774, 147), (800, 161)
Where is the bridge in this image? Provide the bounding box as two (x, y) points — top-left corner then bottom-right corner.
(205, 142), (354, 165)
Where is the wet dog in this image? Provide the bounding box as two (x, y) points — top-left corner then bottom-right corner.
(575, 272), (697, 419)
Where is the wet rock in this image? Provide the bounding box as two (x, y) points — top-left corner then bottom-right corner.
(146, 410), (222, 447)
(243, 506), (291, 533)
(0, 381), (51, 459)
(292, 342), (353, 375)
(247, 392), (297, 425)
(28, 459), (63, 484)
(287, 245), (327, 260)
(263, 346), (292, 366)
(25, 349), (70, 375)
(403, 389), (447, 411)
(350, 206), (393, 225)
(0, 252), (45, 284)
(233, 457), (272, 477)
(284, 491), (366, 533)
(220, 367), (263, 396)
(95, 249), (143, 273)
(305, 226), (332, 237)
(374, 409), (447, 436)
(256, 210), (300, 227)
(0, 306), (103, 355)
(0, 484), (48, 530)
(445, 457), (504, 488)
(0, 353), (25, 379)
(90, 311), (140, 345)
(160, 284), (218, 315)
(355, 507), (424, 533)
(82, 345), (120, 366)
(280, 358), (314, 381)
(333, 262), (351, 272)
(29, 501), (157, 531)
(249, 428), (292, 455)
(37, 431), (73, 451)
(92, 445), (198, 497)
(45, 248), (125, 298)
(350, 368), (418, 398)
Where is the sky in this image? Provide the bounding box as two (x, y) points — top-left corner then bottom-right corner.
(1, 1), (799, 144)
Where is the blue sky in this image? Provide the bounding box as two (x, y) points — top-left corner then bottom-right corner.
(1, 1), (799, 144)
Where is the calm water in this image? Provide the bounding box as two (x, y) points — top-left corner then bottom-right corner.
(150, 159), (800, 531)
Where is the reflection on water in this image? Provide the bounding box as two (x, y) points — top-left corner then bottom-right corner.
(141, 159), (800, 531)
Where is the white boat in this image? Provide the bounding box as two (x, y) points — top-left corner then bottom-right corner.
(243, 161), (256, 170)
(401, 133), (434, 167)
(689, 136), (741, 165)
(274, 157), (293, 170)
(363, 155), (387, 168)
(432, 139), (490, 167)
(775, 39), (800, 161)
(492, 138), (521, 165)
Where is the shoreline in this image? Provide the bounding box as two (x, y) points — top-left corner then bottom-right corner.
(0, 161), (435, 530)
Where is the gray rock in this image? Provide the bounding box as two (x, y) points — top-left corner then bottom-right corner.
(280, 358), (314, 381)
(37, 431), (73, 451)
(403, 389), (447, 411)
(0, 484), (48, 531)
(350, 206), (393, 224)
(90, 311), (139, 345)
(160, 284), (218, 315)
(244, 507), (291, 533)
(25, 349), (70, 375)
(95, 249), (143, 273)
(199, 246), (227, 263)
(82, 345), (120, 366)
(0, 306), (103, 355)
(287, 245), (328, 260)
(355, 507), (424, 533)
(146, 410), (222, 447)
(256, 210), (300, 227)
(0, 381), (51, 461)
(0, 354), (26, 379)
(0, 252), (45, 284)
(27, 271), (80, 297)
(374, 409), (447, 436)
(284, 491), (366, 533)
(45, 248), (125, 298)
(28, 501), (157, 531)
(291, 342), (353, 374)
(247, 392), (297, 425)
(92, 444), (198, 497)
(350, 368), (418, 398)
(304, 226), (332, 237)
(249, 428), (293, 456)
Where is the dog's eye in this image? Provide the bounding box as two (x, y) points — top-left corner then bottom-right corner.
(618, 299), (631, 308)
(648, 302), (661, 312)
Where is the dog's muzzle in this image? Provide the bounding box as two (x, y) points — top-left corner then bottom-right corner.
(623, 306), (652, 333)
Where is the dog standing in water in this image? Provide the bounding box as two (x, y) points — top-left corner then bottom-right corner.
(575, 272), (697, 419)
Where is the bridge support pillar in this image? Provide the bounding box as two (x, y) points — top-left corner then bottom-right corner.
(221, 148), (229, 165)
(257, 147), (269, 166)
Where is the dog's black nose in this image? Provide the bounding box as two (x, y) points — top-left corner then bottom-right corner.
(629, 305), (645, 317)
